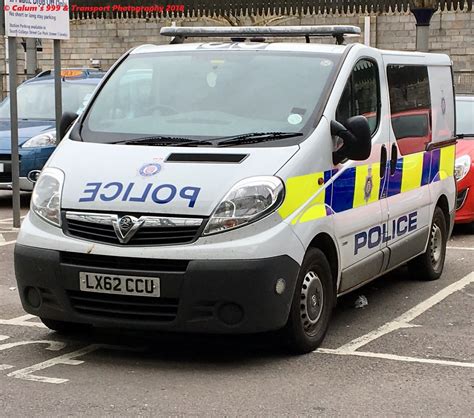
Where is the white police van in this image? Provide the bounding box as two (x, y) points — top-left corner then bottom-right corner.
(14, 26), (456, 353)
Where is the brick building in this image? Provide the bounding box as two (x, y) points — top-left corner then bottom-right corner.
(0, 1), (473, 99)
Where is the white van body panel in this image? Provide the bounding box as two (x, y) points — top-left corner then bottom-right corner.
(52, 139), (299, 217)
(22, 42), (456, 281)
(14, 38), (457, 338)
(18, 209), (307, 262)
(429, 66), (456, 143)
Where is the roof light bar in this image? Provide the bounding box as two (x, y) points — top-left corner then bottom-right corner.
(160, 25), (361, 45)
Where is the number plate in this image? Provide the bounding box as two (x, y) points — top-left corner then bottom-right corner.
(79, 272), (160, 297)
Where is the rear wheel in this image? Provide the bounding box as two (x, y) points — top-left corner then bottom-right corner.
(408, 207), (447, 281)
(41, 318), (90, 334)
(284, 248), (334, 354)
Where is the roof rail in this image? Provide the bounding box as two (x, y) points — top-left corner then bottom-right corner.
(160, 26), (361, 45)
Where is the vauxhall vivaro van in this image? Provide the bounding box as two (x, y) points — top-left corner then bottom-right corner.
(14, 26), (456, 353)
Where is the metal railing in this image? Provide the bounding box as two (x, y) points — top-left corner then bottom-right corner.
(70, 1), (473, 19)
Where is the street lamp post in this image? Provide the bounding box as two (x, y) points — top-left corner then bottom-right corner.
(411, 0), (438, 52)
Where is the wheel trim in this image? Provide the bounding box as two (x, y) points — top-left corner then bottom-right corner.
(430, 222), (443, 271)
(300, 271), (324, 336)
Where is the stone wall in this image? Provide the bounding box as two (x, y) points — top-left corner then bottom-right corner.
(1, 9), (473, 100)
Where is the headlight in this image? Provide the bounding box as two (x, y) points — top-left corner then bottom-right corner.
(22, 131), (56, 148)
(455, 155), (471, 181)
(31, 167), (64, 227)
(203, 176), (285, 235)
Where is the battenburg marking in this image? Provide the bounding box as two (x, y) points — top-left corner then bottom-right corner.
(354, 211), (418, 255)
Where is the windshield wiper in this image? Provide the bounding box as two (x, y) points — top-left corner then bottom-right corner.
(119, 136), (214, 146)
(214, 131), (303, 147)
(118, 132), (303, 147)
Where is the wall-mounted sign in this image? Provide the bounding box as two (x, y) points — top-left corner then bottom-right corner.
(4, 0), (70, 39)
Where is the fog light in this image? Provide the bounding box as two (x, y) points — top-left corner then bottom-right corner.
(275, 278), (286, 295)
(217, 303), (244, 326)
(24, 286), (42, 309)
(27, 170), (42, 183)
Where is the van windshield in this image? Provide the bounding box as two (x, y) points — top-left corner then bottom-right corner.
(83, 50), (340, 145)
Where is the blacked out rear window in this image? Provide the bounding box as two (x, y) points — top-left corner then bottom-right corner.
(392, 114), (429, 139)
(387, 65), (432, 155)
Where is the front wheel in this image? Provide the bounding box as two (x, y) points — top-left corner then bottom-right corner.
(284, 248), (334, 354)
(408, 206), (447, 281)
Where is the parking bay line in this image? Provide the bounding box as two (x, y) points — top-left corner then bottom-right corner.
(316, 349), (474, 369)
(315, 272), (474, 368)
(447, 246), (474, 251)
(337, 271), (474, 352)
(0, 314), (46, 328)
(0, 216), (26, 223)
(0, 239), (16, 247)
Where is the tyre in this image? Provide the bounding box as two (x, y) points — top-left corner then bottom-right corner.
(41, 318), (90, 334)
(408, 207), (447, 281)
(284, 248), (335, 354)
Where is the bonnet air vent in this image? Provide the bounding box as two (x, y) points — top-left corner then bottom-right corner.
(166, 153), (248, 163)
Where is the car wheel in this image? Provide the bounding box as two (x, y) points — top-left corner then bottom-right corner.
(284, 248), (334, 354)
(41, 318), (90, 334)
(408, 207), (447, 281)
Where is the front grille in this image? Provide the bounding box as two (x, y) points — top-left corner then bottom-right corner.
(68, 290), (179, 322)
(60, 252), (189, 273)
(63, 211), (204, 246)
(456, 188), (469, 210)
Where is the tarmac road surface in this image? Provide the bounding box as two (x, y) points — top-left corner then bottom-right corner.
(0, 191), (472, 416)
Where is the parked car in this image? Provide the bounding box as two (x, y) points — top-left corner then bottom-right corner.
(0, 69), (104, 191)
(455, 95), (474, 229)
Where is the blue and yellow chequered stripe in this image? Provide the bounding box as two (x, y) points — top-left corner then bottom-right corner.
(278, 145), (455, 224)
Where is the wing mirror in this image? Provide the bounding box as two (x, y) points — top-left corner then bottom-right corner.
(59, 112), (79, 142)
(331, 116), (372, 165)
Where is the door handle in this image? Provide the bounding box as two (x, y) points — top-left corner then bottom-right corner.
(380, 145), (387, 178)
(390, 144), (398, 176)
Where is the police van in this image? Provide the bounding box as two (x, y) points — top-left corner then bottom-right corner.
(14, 26), (456, 353)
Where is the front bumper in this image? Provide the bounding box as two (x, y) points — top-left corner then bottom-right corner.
(0, 146), (53, 191)
(0, 176), (35, 191)
(14, 244), (300, 334)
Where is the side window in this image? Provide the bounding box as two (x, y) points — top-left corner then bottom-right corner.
(336, 59), (380, 136)
(387, 65), (431, 155)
